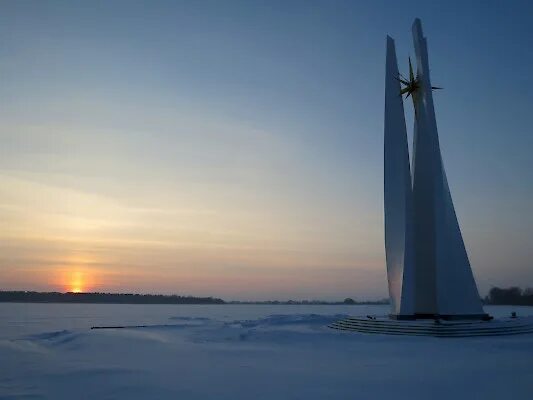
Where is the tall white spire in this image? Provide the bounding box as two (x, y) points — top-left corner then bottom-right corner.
(384, 36), (415, 316)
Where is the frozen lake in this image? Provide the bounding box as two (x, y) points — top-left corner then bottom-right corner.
(1, 303), (533, 399)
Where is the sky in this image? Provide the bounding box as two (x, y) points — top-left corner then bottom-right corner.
(0, 0), (532, 300)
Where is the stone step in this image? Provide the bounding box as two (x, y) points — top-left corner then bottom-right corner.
(334, 320), (531, 332)
(328, 317), (533, 337)
(332, 324), (533, 335)
(330, 324), (533, 337)
(330, 325), (533, 337)
(343, 317), (523, 327)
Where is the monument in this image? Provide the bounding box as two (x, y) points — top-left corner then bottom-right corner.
(384, 19), (488, 320)
(329, 20), (533, 334)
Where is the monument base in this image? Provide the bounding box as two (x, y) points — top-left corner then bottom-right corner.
(329, 315), (533, 337)
(389, 313), (492, 321)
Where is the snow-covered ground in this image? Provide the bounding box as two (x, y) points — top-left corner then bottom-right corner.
(1, 304), (532, 399)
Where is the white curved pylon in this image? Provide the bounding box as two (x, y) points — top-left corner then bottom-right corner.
(384, 36), (415, 317)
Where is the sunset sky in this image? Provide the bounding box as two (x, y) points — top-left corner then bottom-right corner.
(1, 1), (532, 300)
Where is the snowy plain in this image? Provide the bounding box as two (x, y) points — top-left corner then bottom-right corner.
(1, 303), (532, 400)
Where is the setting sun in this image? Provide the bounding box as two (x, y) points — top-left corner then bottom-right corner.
(67, 271), (87, 293)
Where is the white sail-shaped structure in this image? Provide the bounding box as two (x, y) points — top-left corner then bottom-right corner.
(384, 19), (487, 320)
(384, 36), (415, 317)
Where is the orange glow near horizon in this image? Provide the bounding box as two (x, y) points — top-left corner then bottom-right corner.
(53, 253), (102, 293)
(65, 270), (89, 293)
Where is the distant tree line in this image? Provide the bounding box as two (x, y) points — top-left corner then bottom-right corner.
(0, 292), (388, 305)
(484, 287), (533, 306)
(0, 291), (225, 304)
(227, 298), (389, 305)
